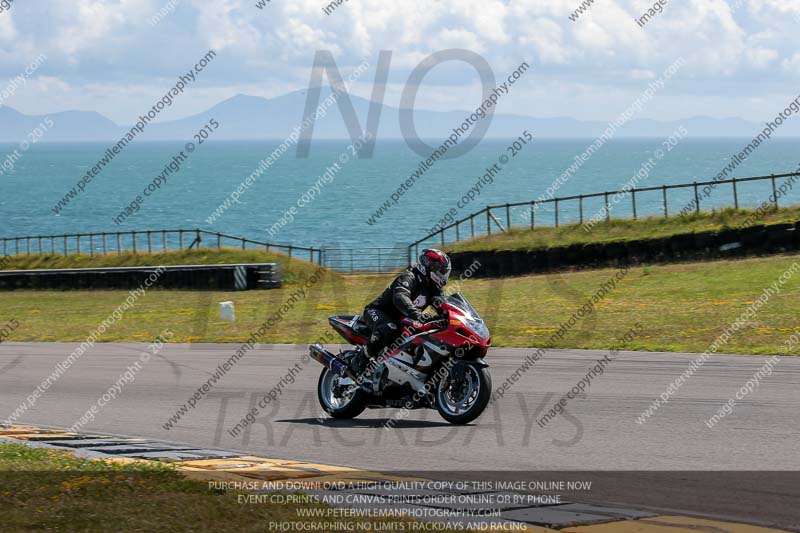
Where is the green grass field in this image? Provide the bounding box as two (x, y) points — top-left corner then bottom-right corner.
(2, 253), (799, 355)
(0, 442), (464, 532)
(447, 206), (800, 253)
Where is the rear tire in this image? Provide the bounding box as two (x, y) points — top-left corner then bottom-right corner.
(435, 364), (491, 425)
(317, 368), (367, 419)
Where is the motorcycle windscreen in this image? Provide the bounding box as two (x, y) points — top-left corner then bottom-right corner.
(443, 293), (490, 340)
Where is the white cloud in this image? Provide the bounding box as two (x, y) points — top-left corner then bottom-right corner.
(781, 53), (800, 75)
(630, 69), (656, 80)
(0, 0), (796, 123)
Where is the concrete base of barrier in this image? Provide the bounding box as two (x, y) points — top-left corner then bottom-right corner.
(0, 263), (280, 291)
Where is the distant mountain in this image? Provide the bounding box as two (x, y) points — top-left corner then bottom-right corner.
(2, 90), (799, 142)
(0, 105), (119, 142)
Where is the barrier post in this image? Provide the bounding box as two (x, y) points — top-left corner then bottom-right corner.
(555, 199), (559, 227)
(772, 175), (778, 208)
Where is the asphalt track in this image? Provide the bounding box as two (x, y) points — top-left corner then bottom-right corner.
(1, 342), (799, 530)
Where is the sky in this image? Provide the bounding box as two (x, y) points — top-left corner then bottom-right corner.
(0, 0), (797, 125)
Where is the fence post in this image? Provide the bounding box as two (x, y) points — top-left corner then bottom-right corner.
(631, 188), (637, 220)
(50, 236), (54, 254)
(89, 234), (94, 256)
(145, 231), (151, 253)
(604, 192), (610, 222)
(772, 175), (778, 208)
(470, 214), (475, 238)
(26, 237), (30, 256)
(179, 230), (184, 250)
(693, 182), (700, 214)
(455, 221), (460, 242)
(102, 234), (107, 255)
(63, 235), (67, 256)
(505, 204), (511, 230)
(162, 231), (167, 251)
(38, 236), (43, 255)
(662, 185), (668, 217)
(76, 236), (80, 255)
(554, 199), (559, 227)
(310, 248), (314, 262)
(116, 233), (122, 255)
(217, 233), (221, 250)
(487, 208), (492, 235)
(530, 202), (535, 229)
(132, 232), (137, 253)
(732, 178), (739, 209)
(579, 195), (584, 224)
(289, 246), (294, 261)
(241, 238), (246, 250)
(440, 230), (445, 247)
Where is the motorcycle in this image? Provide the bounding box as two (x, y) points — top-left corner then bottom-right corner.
(308, 293), (492, 425)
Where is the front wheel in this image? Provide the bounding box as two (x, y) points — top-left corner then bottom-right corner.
(435, 363), (491, 425)
(317, 368), (367, 419)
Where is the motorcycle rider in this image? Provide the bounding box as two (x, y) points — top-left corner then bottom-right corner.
(354, 249), (452, 370)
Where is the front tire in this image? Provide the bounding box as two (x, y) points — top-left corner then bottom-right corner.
(435, 363), (491, 425)
(317, 368), (367, 419)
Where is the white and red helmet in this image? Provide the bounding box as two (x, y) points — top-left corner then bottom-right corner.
(415, 248), (452, 288)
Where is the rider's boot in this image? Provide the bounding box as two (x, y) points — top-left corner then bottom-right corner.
(348, 346), (370, 377)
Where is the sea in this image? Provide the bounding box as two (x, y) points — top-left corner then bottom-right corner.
(1, 138), (798, 251)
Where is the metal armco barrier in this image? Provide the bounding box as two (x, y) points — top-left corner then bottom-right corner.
(0, 263), (280, 291)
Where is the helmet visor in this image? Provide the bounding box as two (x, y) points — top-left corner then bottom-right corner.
(429, 263), (451, 288)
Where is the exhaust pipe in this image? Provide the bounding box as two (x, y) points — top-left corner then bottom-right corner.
(309, 344), (358, 380)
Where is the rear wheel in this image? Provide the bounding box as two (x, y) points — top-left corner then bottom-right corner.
(317, 368), (367, 419)
(435, 363), (491, 425)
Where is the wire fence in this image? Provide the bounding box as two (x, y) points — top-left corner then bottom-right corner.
(321, 246), (408, 273)
(409, 171), (800, 258)
(0, 229), (323, 264)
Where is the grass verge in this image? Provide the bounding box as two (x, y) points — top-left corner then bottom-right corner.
(447, 206), (800, 253)
(0, 442), (465, 532)
(1, 254), (800, 354)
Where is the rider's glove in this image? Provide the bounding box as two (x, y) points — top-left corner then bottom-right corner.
(417, 312), (435, 323)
